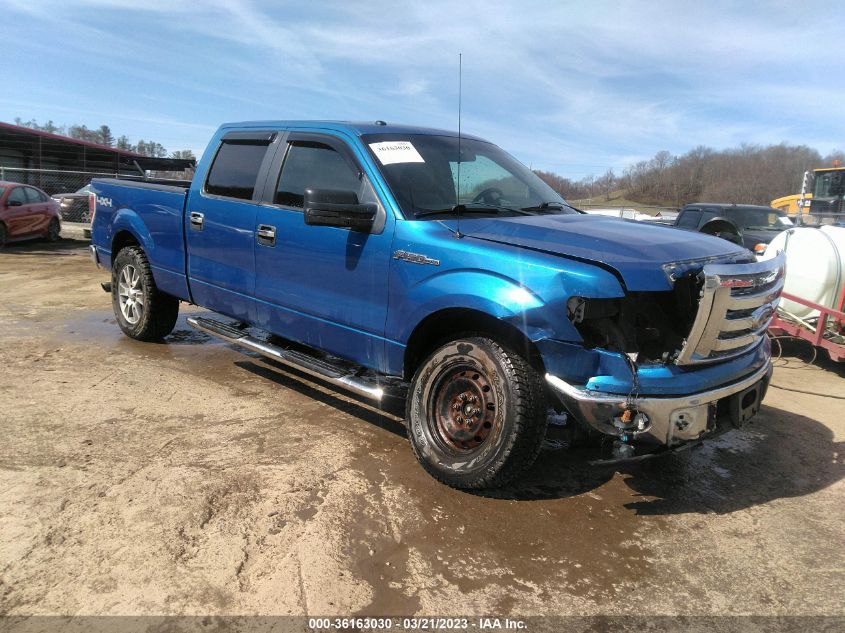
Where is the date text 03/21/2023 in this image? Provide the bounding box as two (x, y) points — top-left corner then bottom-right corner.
(307, 617), (527, 630)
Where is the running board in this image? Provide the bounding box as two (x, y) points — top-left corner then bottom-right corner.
(187, 316), (384, 401)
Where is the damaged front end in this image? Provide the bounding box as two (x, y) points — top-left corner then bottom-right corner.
(544, 252), (786, 459)
(547, 362), (772, 450)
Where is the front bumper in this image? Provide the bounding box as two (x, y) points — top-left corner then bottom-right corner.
(545, 361), (772, 446)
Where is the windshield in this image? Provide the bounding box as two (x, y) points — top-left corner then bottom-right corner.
(813, 169), (845, 200)
(362, 133), (576, 219)
(732, 207), (793, 230)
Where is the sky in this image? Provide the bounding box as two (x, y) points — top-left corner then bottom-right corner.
(2, 0), (843, 179)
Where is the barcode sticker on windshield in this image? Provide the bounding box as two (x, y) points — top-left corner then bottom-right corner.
(369, 141), (425, 165)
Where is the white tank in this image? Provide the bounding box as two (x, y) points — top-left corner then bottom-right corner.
(761, 225), (845, 319)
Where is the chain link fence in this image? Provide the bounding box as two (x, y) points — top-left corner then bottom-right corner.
(0, 166), (120, 222)
(0, 166), (119, 196)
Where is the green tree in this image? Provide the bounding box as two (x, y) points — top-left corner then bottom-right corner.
(98, 125), (114, 147)
(170, 149), (196, 160)
(69, 124), (100, 143)
(116, 135), (135, 151)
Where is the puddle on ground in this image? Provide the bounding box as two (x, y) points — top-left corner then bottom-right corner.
(36, 310), (720, 607)
(33, 301), (844, 615)
(342, 438), (659, 613)
(57, 310), (210, 345)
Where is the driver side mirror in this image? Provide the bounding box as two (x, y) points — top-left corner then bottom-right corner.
(303, 189), (376, 231)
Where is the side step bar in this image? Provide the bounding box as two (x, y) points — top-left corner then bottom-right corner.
(187, 316), (384, 401)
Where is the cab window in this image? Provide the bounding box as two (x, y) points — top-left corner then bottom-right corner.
(205, 141), (270, 200)
(275, 141), (362, 209)
(700, 208), (720, 226)
(677, 209), (701, 229)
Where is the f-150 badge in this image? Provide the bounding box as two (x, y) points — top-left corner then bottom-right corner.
(393, 250), (440, 266)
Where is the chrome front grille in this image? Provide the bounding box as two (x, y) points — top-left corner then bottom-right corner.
(675, 252), (786, 365)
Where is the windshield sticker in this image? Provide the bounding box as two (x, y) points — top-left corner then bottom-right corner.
(369, 141), (425, 165)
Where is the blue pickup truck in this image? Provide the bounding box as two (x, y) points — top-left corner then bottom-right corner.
(89, 121), (785, 489)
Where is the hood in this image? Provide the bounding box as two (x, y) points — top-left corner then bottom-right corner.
(741, 227), (785, 249)
(448, 214), (749, 291)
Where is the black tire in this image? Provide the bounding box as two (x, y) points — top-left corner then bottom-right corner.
(406, 336), (548, 489)
(46, 218), (61, 242)
(0, 223), (6, 249)
(111, 246), (179, 341)
(700, 218), (743, 246)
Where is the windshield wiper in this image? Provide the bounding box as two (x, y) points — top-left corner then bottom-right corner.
(744, 225), (785, 231)
(520, 201), (580, 214)
(414, 203), (532, 218)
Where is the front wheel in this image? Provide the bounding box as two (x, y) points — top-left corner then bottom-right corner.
(112, 246), (179, 341)
(46, 218), (61, 242)
(406, 336), (548, 489)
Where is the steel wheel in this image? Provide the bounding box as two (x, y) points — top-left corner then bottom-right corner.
(117, 264), (144, 324)
(406, 336), (548, 489)
(430, 364), (497, 453)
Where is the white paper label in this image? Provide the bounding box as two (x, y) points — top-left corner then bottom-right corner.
(369, 141), (425, 165)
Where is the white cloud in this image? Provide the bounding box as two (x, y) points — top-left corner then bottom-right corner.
(3, 0), (843, 177)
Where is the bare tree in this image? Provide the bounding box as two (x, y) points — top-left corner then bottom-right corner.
(619, 143), (829, 207)
(596, 168), (616, 200)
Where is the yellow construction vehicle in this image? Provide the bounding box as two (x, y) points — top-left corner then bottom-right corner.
(772, 162), (844, 216)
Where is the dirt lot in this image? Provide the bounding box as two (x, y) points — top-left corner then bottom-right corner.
(0, 238), (843, 618)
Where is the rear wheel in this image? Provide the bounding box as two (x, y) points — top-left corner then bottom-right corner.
(406, 336), (548, 489)
(112, 246), (179, 341)
(0, 224), (6, 249)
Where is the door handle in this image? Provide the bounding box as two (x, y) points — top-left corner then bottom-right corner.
(256, 224), (276, 246)
(189, 211), (204, 230)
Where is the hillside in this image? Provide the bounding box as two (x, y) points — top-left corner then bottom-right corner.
(537, 143), (844, 209)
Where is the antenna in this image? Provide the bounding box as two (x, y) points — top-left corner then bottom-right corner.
(455, 52), (464, 239)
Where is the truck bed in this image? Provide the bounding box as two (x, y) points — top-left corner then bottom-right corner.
(90, 178), (192, 301)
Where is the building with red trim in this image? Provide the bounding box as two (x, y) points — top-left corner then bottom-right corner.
(0, 121), (194, 194)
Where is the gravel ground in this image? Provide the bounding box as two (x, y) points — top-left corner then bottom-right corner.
(0, 238), (843, 619)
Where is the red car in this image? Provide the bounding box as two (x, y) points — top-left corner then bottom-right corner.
(0, 182), (62, 248)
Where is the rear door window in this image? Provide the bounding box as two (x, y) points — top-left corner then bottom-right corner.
(205, 141), (271, 200)
(677, 209), (701, 229)
(23, 187), (42, 203)
(700, 208), (720, 226)
(275, 141), (362, 209)
(7, 187), (27, 206)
